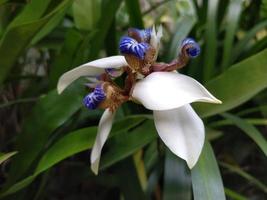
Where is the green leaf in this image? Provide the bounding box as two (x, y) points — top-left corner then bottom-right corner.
(166, 0), (196, 61)
(0, 0), (72, 84)
(224, 188), (248, 200)
(49, 29), (83, 88)
(100, 120), (157, 170)
(115, 158), (146, 200)
(233, 20), (267, 61)
(209, 118), (267, 127)
(89, 0), (122, 59)
(5, 83), (84, 186)
(8, 0), (52, 27)
(35, 126), (97, 174)
(221, 0), (243, 70)
(72, 0), (101, 31)
(31, 5), (68, 44)
(0, 176), (36, 198)
(191, 141), (226, 200)
(203, 0), (219, 81)
(125, 0), (143, 28)
(0, 116), (146, 197)
(220, 162), (267, 193)
(163, 149), (191, 200)
(36, 115), (147, 174)
(260, 0), (267, 19)
(221, 113), (267, 156)
(195, 48), (267, 118)
(0, 151), (17, 165)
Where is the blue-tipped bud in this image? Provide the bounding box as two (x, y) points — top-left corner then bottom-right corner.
(128, 28), (152, 43)
(119, 36), (150, 59)
(83, 84), (106, 109)
(181, 38), (200, 58)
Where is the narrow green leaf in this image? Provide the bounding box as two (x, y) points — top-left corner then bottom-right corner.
(0, 0), (72, 84)
(115, 158), (146, 200)
(0, 151), (17, 165)
(237, 105), (267, 116)
(125, 0), (143, 28)
(166, 0), (196, 61)
(35, 126), (97, 174)
(36, 115), (146, 174)
(0, 116), (146, 197)
(203, 0), (219, 81)
(72, 0), (101, 31)
(224, 188), (248, 200)
(100, 120), (157, 170)
(133, 150), (147, 190)
(8, 0), (52, 27)
(206, 128), (223, 141)
(163, 149), (191, 200)
(260, 0), (267, 19)
(209, 118), (267, 127)
(220, 162), (267, 193)
(5, 83), (84, 186)
(195, 48), (267, 118)
(49, 29), (83, 88)
(31, 5), (68, 44)
(221, 0), (243, 70)
(233, 20), (267, 61)
(89, 0), (122, 59)
(221, 113), (267, 156)
(191, 141), (226, 200)
(0, 176), (36, 198)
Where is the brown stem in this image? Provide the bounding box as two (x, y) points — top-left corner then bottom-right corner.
(123, 67), (137, 95)
(151, 53), (189, 72)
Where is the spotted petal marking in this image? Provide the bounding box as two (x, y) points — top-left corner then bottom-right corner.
(119, 36), (150, 59)
(181, 38), (200, 58)
(83, 84), (106, 109)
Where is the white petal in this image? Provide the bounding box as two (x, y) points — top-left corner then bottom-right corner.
(132, 72), (221, 111)
(150, 25), (162, 51)
(156, 25), (163, 42)
(153, 105), (204, 168)
(57, 56), (127, 94)
(90, 109), (116, 175)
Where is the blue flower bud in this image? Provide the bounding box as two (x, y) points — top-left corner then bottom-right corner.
(83, 84), (106, 109)
(119, 36), (150, 59)
(181, 38), (200, 58)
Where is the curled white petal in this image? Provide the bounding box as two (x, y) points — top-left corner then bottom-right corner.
(90, 109), (116, 175)
(132, 72), (221, 111)
(57, 56), (127, 94)
(154, 105), (204, 168)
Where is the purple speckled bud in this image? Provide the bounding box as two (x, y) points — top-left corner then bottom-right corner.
(119, 36), (150, 60)
(83, 84), (106, 109)
(181, 38), (200, 58)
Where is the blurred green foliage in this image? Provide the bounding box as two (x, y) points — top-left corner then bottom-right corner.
(0, 0), (267, 199)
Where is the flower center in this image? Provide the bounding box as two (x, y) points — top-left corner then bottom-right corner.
(83, 27), (201, 112)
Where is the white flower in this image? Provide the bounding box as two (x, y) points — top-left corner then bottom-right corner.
(57, 56), (221, 175)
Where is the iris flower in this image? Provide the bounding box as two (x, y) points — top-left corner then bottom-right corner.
(57, 26), (221, 175)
